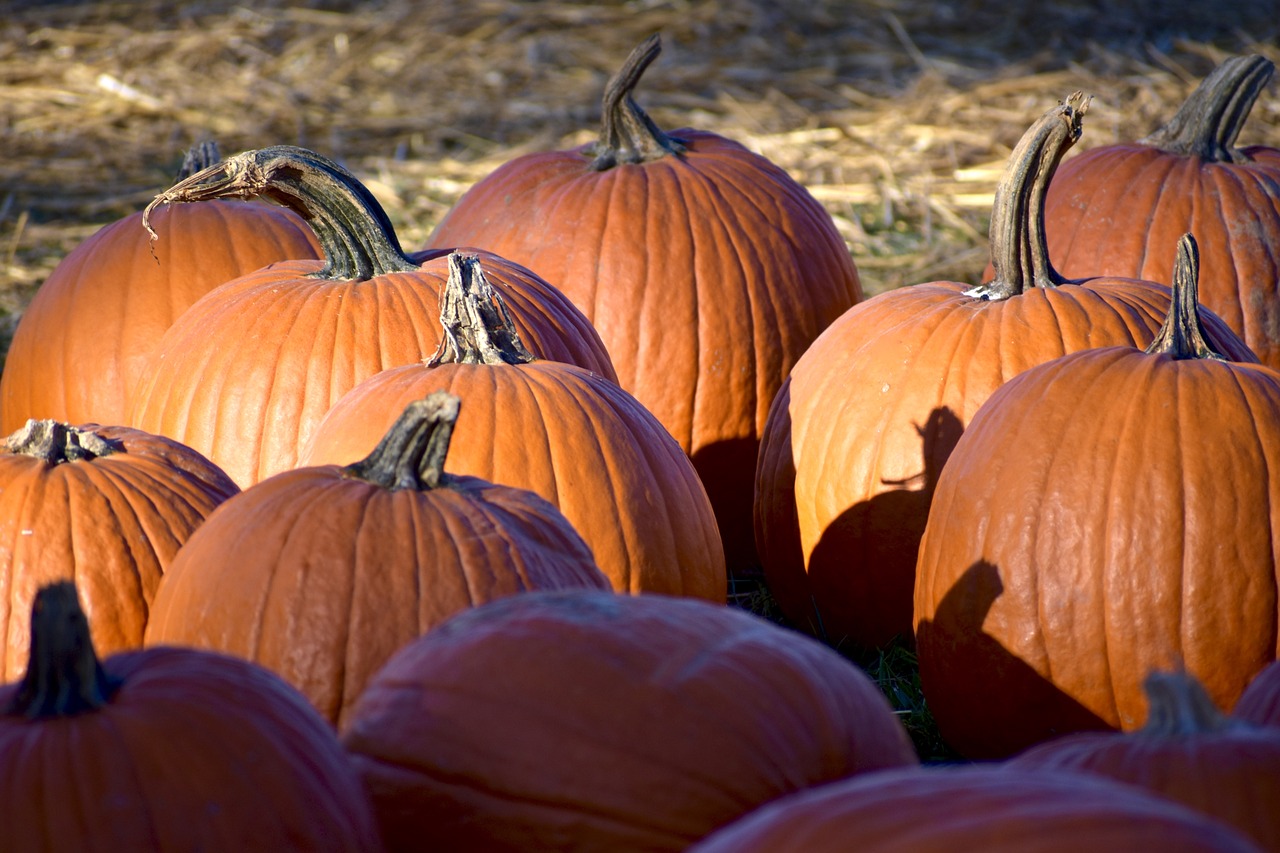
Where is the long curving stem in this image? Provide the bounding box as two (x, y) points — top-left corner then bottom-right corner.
(143, 145), (419, 281)
(587, 34), (687, 171)
(1141, 54), (1274, 164)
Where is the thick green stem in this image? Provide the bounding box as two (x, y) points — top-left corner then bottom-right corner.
(1139, 670), (1239, 736)
(143, 145), (418, 281)
(427, 252), (537, 367)
(586, 34), (687, 171)
(4, 420), (120, 463)
(341, 391), (461, 491)
(1145, 234), (1229, 361)
(1141, 55), (1274, 164)
(5, 581), (119, 719)
(967, 92), (1090, 301)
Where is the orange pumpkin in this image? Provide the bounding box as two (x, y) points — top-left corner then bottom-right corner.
(0, 142), (320, 431)
(145, 392), (610, 729)
(427, 36), (861, 572)
(301, 254), (725, 600)
(128, 145), (615, 488)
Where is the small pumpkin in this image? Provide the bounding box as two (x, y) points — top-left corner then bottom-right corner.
(144, 391), (610, 729)
(0, 418), (238, 678)
(301, 252), (726, 600)
(0, 581), (381, 852)
(0, 142), (320, 431)
(914, 234), (1278, 758)
(428, 35), (862, 572)
(342, 589), (918, 853)
(687, 764), (1261, 853)
(1042, 54), (1280, 367)
(1007, 670), (1280, 852)
(753, 94), (1254, 651)
(128, 145), (615, 488)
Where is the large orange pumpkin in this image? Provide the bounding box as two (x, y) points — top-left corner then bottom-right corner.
(301, 254), (726, 600)
(343, 589), (918, 852)
(1042, 54), (1280, 367)
(0, 581), (381, 852)
(427, 35), (862, 572)
(753, 94), (1254, 651)
(687, 765), (1260, 853)
(128, 145), (615, 488)
(0, 142), (320, 431)
(914, 235), (1278, 759)
(145, 391), (610, 729)
(0, 418), (238, 678)
(1007, 670), (1280, 852)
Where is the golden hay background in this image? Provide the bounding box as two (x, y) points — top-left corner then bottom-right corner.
(2, 0), (1278, 358)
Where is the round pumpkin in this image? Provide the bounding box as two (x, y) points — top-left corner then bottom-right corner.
(753, 94), (1254, 651)
(342, 589), (918, 852)
(687, 764), (1261, 853)
(0, 580), (381, 852)
(301, 253), (726, 600)
(0, 142), (320, 432)
(1235, 660), (1280, 727)
(914, 234), (1278, 759)
(427, 35), (862, 572)
(145, 391), (610, 729)
(0, 418), (238, 678)
(1007, 670), (1280, 852)
(1041, 54), (1280, 368)
(128, 145), (615, 488)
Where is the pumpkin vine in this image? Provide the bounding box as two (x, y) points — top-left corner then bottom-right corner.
(342, 391), (461, 492)
(587, 33), (687, 171)
(143, 145), (418, 281)
(1141, 54), (1274, 165)
(967, 92), (1090, 301)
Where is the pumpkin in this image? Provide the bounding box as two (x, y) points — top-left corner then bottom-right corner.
(144, 391), (610, 729)
(342, 589), (918, 853)
(914, 234), (1278, 759)
(1007, 670), (1280, 852)
(1041, 54), (1280, 368)
(0, 581), (381, 852)
(427, 35), (862, 572)
(128, 145), (615, 488)
(0, 141), (320, 431)
(0, 418), (238, 678)
(301, 253), (726, 600)
(1235, 660), (1280, 727)
(687, 765), (1261, 853)
(753, 94), (1254, 651)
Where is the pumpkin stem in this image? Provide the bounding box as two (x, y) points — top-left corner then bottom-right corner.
(967, 92), (1089, 302)
(427, 253), (537, 367)
(341, 391), (461, 491)
(586, 34), (687, 171)
(142, 145), (418, 281)
(1140, 55), (1274, 164)
(4, 419), (120, 463)
(1139, 670), (1239, 737)
(5, 581), (120, 719)
(177, 140), (221, 179)
(1144, 234), (1231, 361)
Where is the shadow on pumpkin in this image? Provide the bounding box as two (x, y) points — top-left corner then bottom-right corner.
(692, 436), (762, 579)
(916, 558), (1113, 760)
(798, 406), (964, 654)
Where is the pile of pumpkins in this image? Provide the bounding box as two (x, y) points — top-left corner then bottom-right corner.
(0, 34), (1277, 852)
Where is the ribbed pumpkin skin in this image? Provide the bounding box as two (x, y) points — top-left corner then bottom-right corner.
(1007, 719), (1280, 850)
(914, 349), (1280, 759)
(687, 766), (1261, 853)
(0, 424), (238, 678)
(1236, 661), (1280, 727)
(429, 129), (861, 569)
(144, 466), (610, 729)
(0, 645), (381, 852)
(754, 278), (1253, 650)
(1044, 144), (1280, 367)
(127, 248), (615, 488)
(343, 590), (918, 853)
(300, 361), (727, 600)
(0, 200), (319, 431)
